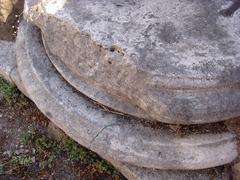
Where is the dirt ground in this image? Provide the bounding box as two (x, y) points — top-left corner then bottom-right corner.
(0, 1), (125, 179)
(0, 80), (125, 180)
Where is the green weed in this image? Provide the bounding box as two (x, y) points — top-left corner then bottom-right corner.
(35, 136), (57, 152)
(65, 139), (89, 162)
(13, 155), (33, 166)
(64, 138), (120, 178)
(20, 127), (35, 145)
(0, 78), (19, 100)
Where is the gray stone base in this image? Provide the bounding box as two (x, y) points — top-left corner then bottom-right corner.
(24, 0), (240, 125)
(114, 163), (231, 180)
(47, 122), (232, 180)
(0, 40), (28, 96)
(0, 21), (236, 180)
(15, 21), (238, 171)
(0, 40), (16, 83)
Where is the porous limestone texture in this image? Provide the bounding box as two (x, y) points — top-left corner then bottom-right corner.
(0, 40), (16, 83)
(16, 21), (238, 171)
(46, 122), (232, 180)
(114, 162), (231, 180)
(24, 0), (240, 124)
(0, 40), (27, 96)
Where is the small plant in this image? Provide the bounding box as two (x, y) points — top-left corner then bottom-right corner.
(39, 154), (56, 169)
(0, 78), (19, 100)
(35, 135), (57, 153)
(34, 134), (60, 170)
(65, 139), (88, 162)
(20, 127), (35, 145)
(64, 138), (121, 178)
(95, 160), (111, 174)
(13, 154), (33, 166)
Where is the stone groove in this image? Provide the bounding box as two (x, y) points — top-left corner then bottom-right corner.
(24, 0), (240, 124)
(16, 21), (238, 170)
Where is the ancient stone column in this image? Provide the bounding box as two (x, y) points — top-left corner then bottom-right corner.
(25, 0), (240, 125)
(1, 0), (240, 179)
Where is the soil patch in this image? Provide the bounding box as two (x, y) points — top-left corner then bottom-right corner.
(0, 82), (125, 179)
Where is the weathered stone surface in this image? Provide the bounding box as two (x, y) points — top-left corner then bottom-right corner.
(114, 162), (231, 180)
(0, 40), (16, 83)
(39, 119), (233, 180)
(10, 65), (28, 97)
(25, 0), (240, 124)
(0, 40), (28, 96)
(16, 21), (238, 170)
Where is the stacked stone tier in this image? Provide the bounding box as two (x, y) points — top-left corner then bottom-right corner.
(15, 21), (238, 173)
(25, 0), (240, 124)
(2, 0), (238, 179)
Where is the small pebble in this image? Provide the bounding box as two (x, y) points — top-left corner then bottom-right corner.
(31, 157), (36, 163)
(32, 148), (36, 154)
(3, 150), (11, 157)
